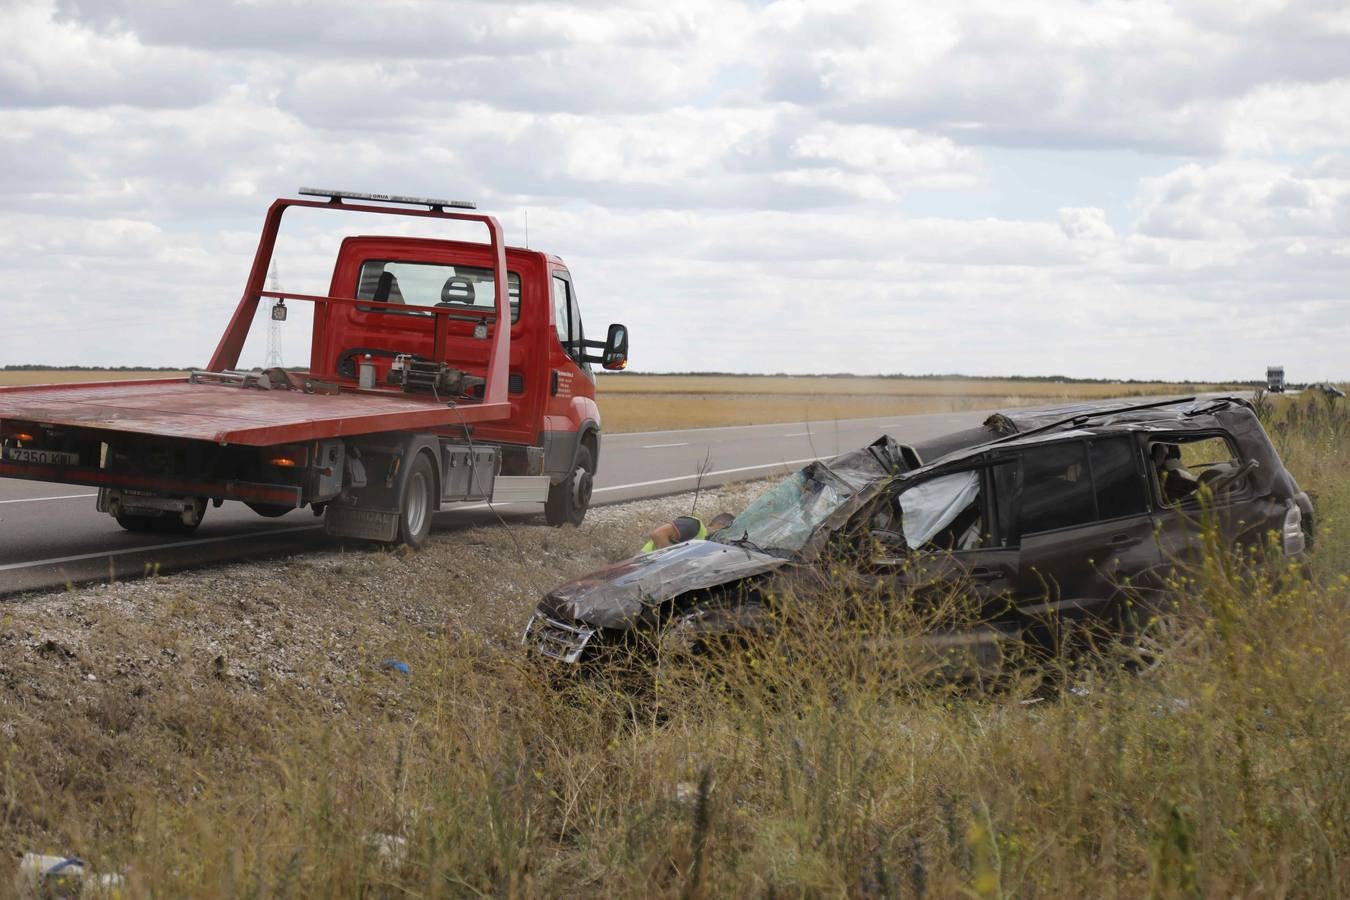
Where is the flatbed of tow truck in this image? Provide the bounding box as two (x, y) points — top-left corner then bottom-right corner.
(0, 375), (510, 447)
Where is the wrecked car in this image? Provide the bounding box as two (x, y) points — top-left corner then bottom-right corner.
(524, 397), (1314, 671)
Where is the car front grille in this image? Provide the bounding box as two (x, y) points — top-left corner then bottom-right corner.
(523, 613), (596, 664)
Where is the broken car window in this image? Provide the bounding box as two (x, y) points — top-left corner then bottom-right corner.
(712, 463), (856, 555)
(899, 470), (983, 550)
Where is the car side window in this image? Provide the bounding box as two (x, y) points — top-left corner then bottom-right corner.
(1016, 442), (1096, 535)
(898, 470), (983, 551)
(988, 460), (1020, 546)
(1088, 437), (1149, 520)
(1148, 434), (1244, 505)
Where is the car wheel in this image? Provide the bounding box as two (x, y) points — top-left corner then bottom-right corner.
(397, 453), (436, 548)
(545, 443), (594, 527)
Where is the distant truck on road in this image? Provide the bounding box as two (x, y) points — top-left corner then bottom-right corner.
(0, 189), (629, 546)
(1267, 366), (1286, 393)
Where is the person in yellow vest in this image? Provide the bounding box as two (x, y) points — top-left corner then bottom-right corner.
(641, 512), (735, 553)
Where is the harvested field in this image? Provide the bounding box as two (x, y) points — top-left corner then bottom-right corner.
(594, 375), (1240, 432)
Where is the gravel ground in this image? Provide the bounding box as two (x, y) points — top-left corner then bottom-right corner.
(0, 482), (769, 718)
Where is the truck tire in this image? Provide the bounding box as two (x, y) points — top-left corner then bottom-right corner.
(546, 443), (593, 527)
(115, 512), (155, 532)
(156, 497), (207, 534)
(246, 502), (292, 518)
(397, 453), (436, 548)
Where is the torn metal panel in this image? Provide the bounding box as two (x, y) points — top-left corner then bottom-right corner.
(541, 539), (786, 630)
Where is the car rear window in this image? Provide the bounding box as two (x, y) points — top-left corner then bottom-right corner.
(356, 260), (521, 322)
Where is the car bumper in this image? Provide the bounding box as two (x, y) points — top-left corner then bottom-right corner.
(522, 613), (596, 664)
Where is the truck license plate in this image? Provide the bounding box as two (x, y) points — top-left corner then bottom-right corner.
(2, 446), (80, 466)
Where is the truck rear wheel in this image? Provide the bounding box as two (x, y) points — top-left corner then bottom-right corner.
(546, 443), (593, 527)
(156, 497), (207, 534)
(246, 502), (292, 518)
(115, 512), (155, 532)
(398, 453), (436, 548)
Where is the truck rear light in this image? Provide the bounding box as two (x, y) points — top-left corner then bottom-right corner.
(1, 421), (39, 442)
(1282, 502), (1305, 556)
(264, 445), (310, 468)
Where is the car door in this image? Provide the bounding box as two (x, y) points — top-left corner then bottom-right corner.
(872, 463), (1022, 636)
(542, 270), (595, 474)
(1009, 436), (1162, 652)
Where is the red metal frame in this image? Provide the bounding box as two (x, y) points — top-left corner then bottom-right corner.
(207, 197), (512, 417)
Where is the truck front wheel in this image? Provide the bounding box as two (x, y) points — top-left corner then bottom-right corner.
(546, 443), (594, 527)
(398, 453), (436, 548)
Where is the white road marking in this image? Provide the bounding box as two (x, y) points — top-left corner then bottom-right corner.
(640, 442), (689, 449)
(0, 457), (824, 573)
(783, 431), (811, 437)
(0, 524), (324, 572)
(0, 493), (97, 505)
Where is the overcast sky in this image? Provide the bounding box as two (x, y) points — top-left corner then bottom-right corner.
(2, 0), (1348, 380)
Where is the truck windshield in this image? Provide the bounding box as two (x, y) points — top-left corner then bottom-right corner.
(356, 260), (521, 322)
(710, 462), (860, 556)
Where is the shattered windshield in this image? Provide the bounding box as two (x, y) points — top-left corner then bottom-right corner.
(711, 461), (863, 556)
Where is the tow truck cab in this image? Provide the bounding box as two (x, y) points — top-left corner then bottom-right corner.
(0, 189), (629, 547)
(315, 235), (611, 503)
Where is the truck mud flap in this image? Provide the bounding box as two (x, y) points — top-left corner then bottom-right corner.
(324, 505), (400, 542)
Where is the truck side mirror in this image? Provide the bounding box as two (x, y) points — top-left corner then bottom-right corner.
(601, 323), (628, 370)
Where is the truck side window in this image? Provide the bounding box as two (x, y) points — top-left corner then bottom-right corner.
(1088, 437), (1148, 520)
(1017, 442), (1095, 535)
(552, 275), (579, 360)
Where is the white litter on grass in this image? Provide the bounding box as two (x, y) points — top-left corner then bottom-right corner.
(14, 853), (124, 898)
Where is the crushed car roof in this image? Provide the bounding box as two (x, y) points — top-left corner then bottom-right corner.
(904, 395), (1300, 501)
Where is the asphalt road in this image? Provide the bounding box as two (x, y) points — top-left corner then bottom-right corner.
(0, 409), (1004, 595)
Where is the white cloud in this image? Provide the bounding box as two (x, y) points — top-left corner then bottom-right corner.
(1, 1), (221, 109)
(1136, 160), (1350, 240)
(1059, 208), (1116, 242)
(759, 0), (1350, 155)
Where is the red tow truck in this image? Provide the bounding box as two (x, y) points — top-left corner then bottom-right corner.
(0, 189), (629, 547)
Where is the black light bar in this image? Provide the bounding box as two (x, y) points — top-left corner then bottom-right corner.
(298, 187), (477, 210)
